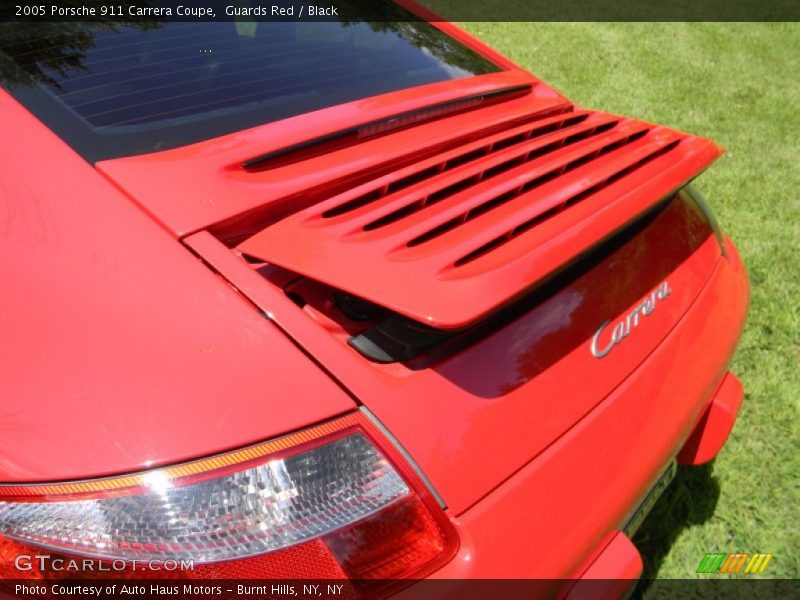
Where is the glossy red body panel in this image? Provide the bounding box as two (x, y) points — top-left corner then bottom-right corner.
(427, 240), (747, 580)
(190, 194), (724, 515)
(0, 90), (354, 483)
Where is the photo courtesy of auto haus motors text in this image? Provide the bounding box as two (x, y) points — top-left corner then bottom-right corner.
(0, 0), (797, 599)
(13, 584), (346, 597)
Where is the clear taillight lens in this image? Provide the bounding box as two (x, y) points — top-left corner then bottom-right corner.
(0, 434), (406, 562)
(0, 413), (457, 586)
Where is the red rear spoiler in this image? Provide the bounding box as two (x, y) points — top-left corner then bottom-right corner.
(238, 108), (722, 329)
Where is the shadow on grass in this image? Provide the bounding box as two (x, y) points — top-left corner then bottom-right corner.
(631, 461), (720, 595)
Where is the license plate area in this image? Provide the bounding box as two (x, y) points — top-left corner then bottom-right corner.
(623, 459), (677, 537)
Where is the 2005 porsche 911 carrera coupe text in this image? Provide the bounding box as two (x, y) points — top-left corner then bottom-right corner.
(0, 2), (748, 597)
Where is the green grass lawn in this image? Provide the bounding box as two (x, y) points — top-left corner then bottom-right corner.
(455, 22), (800, 581)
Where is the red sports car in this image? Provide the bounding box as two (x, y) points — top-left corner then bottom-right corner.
(0, 5), (748, 597)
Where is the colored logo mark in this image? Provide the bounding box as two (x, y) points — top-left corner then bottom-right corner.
(696, 553), (773, 574)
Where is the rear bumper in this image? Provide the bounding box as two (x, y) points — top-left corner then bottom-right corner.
(678, 371), (744, 466)
(563, 370), (744, 599)
(426, 236), (748, 586)
(564, 532), (642, 600)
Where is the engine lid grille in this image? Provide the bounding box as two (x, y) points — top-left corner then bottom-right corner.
(238, 109), (722, 329)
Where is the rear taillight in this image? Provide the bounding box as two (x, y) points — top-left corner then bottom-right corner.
(0, 413), (457, 589)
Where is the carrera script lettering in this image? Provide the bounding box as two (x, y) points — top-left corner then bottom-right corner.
(591, 281), (672, 358)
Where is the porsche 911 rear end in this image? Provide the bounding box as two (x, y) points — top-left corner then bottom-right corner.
(0, 5), (747, 596)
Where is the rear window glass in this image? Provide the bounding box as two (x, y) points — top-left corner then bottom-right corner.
(0, 15), (500, 161)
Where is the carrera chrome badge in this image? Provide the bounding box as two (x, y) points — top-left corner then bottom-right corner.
(591, 281), (672, 358)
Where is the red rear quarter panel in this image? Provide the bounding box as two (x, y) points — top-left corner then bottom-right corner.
(0, 90), (354, 483)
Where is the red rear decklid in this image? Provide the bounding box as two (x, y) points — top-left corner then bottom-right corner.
(238, 109), (722, 329)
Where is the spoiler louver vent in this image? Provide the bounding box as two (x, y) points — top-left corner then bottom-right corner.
(239, 109), (722, 329)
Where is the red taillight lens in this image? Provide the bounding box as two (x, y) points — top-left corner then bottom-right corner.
(327, 496), (449, 579)
(0, 413), (457, 590)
